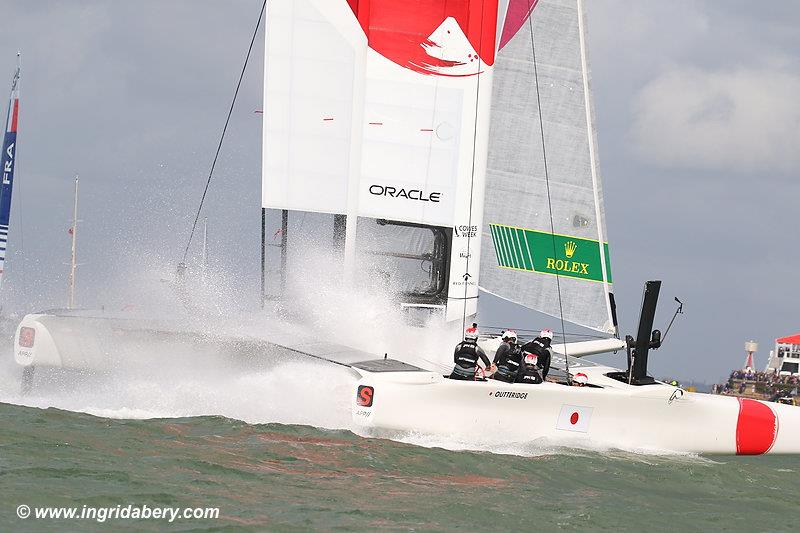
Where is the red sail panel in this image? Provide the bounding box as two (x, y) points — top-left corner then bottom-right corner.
(346, 0), (499, 75)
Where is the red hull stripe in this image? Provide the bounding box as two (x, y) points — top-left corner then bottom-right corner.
(735, 398), (778, 455)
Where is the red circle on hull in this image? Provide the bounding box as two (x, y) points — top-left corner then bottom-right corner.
(735, 398), (778, 455)
(570, 412), (579, 425)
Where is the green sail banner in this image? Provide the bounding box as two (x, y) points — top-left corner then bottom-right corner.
(489, 224), (612, 283)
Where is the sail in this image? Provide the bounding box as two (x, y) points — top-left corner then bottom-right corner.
(262, 1), (530, 321)
(0, 58), (20, 287)
(479, 0), (616, 333)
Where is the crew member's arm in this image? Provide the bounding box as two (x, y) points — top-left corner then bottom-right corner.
(453, 343), (461, 364)
(493, 343), (509, 365)
(477, 346), (491, 368)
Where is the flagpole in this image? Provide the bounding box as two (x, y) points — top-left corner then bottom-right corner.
(68, 175), (78, 309)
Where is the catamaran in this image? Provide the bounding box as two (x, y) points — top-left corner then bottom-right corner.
(13, 0), (800, 454)
(259, 0), (799, 454)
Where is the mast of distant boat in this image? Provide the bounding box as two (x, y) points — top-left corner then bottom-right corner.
(201, 216), (208, 270)
(0, 53), (21, 290)
(68, 175), (78, 309)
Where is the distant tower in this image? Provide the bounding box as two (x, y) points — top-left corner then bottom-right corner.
(744, 340), (758, 371)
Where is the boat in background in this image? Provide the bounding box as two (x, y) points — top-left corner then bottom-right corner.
(712, 337), (800, 406)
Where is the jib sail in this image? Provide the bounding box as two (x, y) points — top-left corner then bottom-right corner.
(479, 0), (616, 333)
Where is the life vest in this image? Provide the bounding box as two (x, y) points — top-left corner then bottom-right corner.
(454, 341), (481, 369)
(495, 344), (523, 377)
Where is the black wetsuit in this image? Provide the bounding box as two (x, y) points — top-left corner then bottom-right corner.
(520, 336), (552, 379)
(449, 340), (491, 380)
(491, 342), (523, 383)
(517, 359), (543, 384)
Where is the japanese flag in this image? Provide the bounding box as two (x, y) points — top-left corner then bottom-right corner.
(556, 405), (593, 433)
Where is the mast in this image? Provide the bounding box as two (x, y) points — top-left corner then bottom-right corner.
(68, 176), (78, 309)
(577, 0), (615, 335)
(0, 53), (21, 290)
(260, 208), (265, 307)
(201, 216), (208, 269)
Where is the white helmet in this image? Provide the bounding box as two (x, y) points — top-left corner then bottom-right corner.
(502, 330), (518, 342)
(540, 328), (554, 340)
(573, 372), (589, 385)
(464, 326), (479, 341)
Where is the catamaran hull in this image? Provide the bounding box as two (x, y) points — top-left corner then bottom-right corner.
(12, 312), (376, 375)
(352, 369), (800, 455)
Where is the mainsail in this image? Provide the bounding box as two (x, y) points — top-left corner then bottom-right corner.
(262, 1), (535, 322)
(0, 56), (20, 287)
(480, 0), (616, 333)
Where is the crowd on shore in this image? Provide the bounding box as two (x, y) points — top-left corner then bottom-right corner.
(712, 369), (799, 401)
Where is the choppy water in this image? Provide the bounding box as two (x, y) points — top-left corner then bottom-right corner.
(1, 348), (799, 532)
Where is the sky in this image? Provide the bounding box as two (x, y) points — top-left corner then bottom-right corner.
(0, 1), (797, 384)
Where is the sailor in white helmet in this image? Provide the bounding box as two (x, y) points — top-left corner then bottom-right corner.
(572, 372), (589, 387)
(520, 328), (554, 380)
(518, 351), (544, 384)
(491, 330), (524, 383)
(449, 324), (491, 380)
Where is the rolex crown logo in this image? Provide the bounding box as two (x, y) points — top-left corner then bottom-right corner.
(564, 241), (577, 259)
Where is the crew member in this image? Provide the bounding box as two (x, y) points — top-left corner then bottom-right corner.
(521, 328), (554, 380)
(449, 325), (491, 380)
(491, 330), (523, 383)
(517, 352), (543, 384)
(572, 373), (589, 387)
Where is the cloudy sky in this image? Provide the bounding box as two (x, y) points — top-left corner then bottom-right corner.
(0, 1), (797, 383)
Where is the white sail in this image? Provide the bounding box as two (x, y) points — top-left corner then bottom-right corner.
(262, 1), (521, 321)
(479, 0), (616, 333)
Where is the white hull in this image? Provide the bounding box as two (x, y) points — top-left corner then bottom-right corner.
(13, 311), (376, 371)
(352, 363), (800, 455)
(15, 312), (800, 455)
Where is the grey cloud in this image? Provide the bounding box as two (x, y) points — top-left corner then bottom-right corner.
(630, 65), (800, 173)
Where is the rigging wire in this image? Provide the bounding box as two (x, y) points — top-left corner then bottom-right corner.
(527, 7), (571, 384)
(181, 0), (267, 264)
